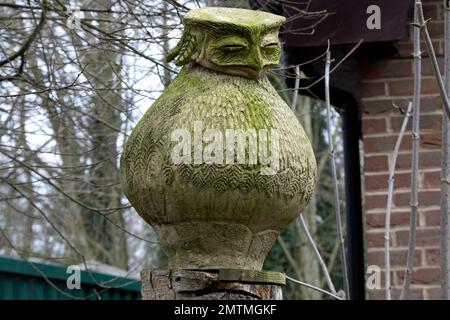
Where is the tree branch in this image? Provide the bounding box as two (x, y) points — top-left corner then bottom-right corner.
(441, 0), (450, 300)
(385, 102), (412, 300)
(0, 2), (47, 68)
(325, 48), (350, 299)
(400, 1), (422, 299)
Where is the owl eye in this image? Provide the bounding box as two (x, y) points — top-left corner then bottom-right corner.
(220, 44), (247, 52)
(263, 43), (279, 49)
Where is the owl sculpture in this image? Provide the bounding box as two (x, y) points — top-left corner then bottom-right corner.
(120, 8), (317, 271)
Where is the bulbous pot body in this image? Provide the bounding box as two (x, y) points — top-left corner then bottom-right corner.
(120, 64), (317, 270)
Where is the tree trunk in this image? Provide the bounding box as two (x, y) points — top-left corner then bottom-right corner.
(78, 0), (129, 269)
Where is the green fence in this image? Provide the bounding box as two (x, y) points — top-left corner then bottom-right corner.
(0, 256), (141, 300)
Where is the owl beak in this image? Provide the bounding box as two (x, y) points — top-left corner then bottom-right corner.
(248, 49), (265, 74)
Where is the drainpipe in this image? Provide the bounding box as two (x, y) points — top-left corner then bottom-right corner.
(342, 99), (365, 300)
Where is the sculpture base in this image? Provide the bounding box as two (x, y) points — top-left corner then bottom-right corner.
(141, 269), (284, 300)
(153, 222), (279, 270)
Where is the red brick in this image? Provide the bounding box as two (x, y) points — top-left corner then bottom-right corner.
(368, 290), (385, 300)
(369, 288), (424, 300)
(365, 174), (388, 191)
(361, 96), (442, 115)
(421, 132), (442, 149)
(361, 81), (386, 98)
(398, 40), (442, 58)
(426, 21), (444, 38)
(426, 287), (442, 299)
(405, 113), (439, 131)
(367, 232), (385, 247)
(425, 248), (440, 265)
(422, 56), (445, 76)
(363, 132), (442, 153)
(367, 289), (390, 300)
(366, 211), (411, 228)
(364, 155), (388, 172)
(424, 209), (440, 226)
(407, 2), (440, 20)
(365, 173), (411, 191)
(397, 151), (442, 170)
(363, 132), (442, 154)
(396, 228), (440, 247)
(406, 20), (444, 40)
(365, 194), (388, 210)
(390, 114), (442, 132)
(362, 118), (387, 135)
(423, 171), (441, 188)
(388, 78), (439, 96)
(368, 249), (421, 267)
(395, 191), (441, 207)
(391, 288), (425, 300)
(379, 133), (437, 152)
(421, 114), (442, 131)
(367, 251), (386, 266)
(362, 98), (400, 115)
(363, 135), (411, 153)
(361, 59), (412, 79)
(397, 267), (440, 285)
(420, 95), (446, 112)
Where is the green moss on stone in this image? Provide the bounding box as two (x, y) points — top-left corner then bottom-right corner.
(120, 8), (316, 271)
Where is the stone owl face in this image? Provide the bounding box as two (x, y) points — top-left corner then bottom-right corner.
(166, 7), (286, 79)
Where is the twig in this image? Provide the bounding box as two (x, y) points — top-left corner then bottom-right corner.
(299, 213), (337, 295)
(0, 152), (157, 245)
(385, 102), (412, 300)
(277, 236), (302, 280)
(286, 73), (337, 297)
(325, 48), (350, 298)
(304, 39), (362, 90)
(291, 65), (300, 111)
(416, 1), (450, 120)
(0, 2), (47, 68)
(273, 40), (362, 93)
(400, 1), (422, 300)
(285, 275), (343, 300)
(441, 0), (450, 300)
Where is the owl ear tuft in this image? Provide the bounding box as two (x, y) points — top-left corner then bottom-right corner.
(165, 29), (199, 66)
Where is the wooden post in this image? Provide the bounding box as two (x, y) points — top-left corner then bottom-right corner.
(141, 269), (284, 300)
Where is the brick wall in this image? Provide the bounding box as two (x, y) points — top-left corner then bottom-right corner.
(360, 0), (445, 299)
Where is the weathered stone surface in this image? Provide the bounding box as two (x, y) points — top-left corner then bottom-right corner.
(120, 7), (317, 271)
(141, 269), (283, 300)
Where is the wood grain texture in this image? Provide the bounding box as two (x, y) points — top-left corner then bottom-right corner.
(141, 269), (283, 300)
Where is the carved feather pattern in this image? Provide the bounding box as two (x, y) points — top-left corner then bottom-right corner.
(192, 168), (206, 188)
(163, 165), (175, 185)
(238, 171), (254, 194)
(227, 165), (243, 189)
(167, 162), (313, 199)
(166, 28), (198, 66)
(120, 65), (317, 225)
(179, 163), (193, 182)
